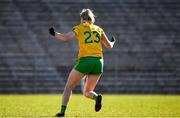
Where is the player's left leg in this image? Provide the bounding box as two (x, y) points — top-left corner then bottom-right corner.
(56, 69), (85, 117)
(62, 69), (85, 106)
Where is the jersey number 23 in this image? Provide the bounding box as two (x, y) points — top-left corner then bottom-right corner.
(84, 31), (101, 44)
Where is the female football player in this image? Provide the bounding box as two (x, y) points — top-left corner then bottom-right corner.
(49, 8), (116, 117)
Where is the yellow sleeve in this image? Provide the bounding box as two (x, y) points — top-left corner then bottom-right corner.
(100, 28), (104, 40)
(72, 26), (79, 36)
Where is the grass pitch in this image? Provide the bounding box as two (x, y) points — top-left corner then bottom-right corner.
(0, 94), (180, 117)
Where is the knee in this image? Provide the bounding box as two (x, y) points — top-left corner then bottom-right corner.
(65, 83), (76, 91)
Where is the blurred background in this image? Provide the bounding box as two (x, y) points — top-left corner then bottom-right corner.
(0, 0), (180, 94)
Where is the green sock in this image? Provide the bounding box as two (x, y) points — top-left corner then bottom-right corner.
(60, 105), (66, 114)
(93, 95), (98, 101)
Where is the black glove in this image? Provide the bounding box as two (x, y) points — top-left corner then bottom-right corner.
(111, 36), (116, 42)
(49, 27), (55, 36)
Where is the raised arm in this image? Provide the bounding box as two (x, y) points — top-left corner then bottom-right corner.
(101, 32), (116, 49)
(49, 27), (75, 42)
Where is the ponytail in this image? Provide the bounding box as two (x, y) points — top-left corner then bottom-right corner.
(80, 9), (95, 24)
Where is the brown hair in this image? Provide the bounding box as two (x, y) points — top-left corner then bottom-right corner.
(80, 9), (95, 24)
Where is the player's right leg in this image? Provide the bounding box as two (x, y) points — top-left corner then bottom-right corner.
(82, 57), (103, 112)
(83, 74), (102, 112)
